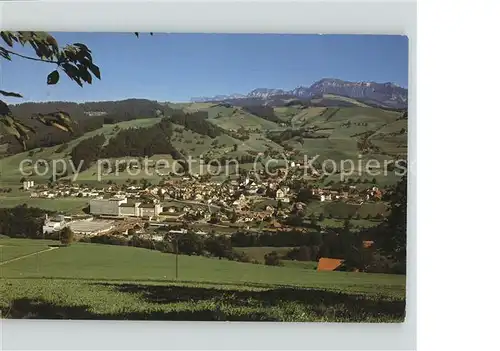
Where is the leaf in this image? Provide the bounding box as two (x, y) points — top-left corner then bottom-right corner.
(0, 47), (11, 60)
(78, 65), (92, 84)
(0, 117), (21, 139)
(17, 31), (34, 45)
(0, 90), (23, 98)
(50, 111), (73, 125)
(47, 70), (60, 85)
(14, 120), (36, 134)
(0, 31), (13, 47)
(0, 100), (11, 115)
(50, 121), (70, 132)
(88, 63), (101, 79)
(46, 34), (59, 50)
(32, 111), (75, 134)
(73, 43), (90, 52)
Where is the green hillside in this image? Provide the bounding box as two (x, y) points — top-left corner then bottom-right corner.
(0, 103), (407, 190)
(0, 118), (162, 185)
(0, 238), (405, 321)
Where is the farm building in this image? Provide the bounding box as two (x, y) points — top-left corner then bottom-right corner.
(317, 258), (344, 272)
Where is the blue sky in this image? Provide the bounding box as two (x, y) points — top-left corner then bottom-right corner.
(2, 33), (408, 103)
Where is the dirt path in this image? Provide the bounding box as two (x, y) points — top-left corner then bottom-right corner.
(0, 246), (59, 266)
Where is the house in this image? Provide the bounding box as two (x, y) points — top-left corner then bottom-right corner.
(42, 214), (66, 234)
(320, 194), (332, 202)
(265, 205), (274, 212)
(317, 258), (344, 272)
(23, 180), (35, 190)
(275, 189), (285, 200)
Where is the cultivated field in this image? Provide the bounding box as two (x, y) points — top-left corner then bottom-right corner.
(0, 238), (406, 321)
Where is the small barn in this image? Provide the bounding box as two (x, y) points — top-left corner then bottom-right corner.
(317, 258), (344, 272)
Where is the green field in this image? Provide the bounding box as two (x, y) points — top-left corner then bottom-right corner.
(0, 238), (406, 321)
(0, 240), (55, 262)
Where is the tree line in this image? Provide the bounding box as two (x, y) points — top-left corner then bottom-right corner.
(0, 205), (52, 238)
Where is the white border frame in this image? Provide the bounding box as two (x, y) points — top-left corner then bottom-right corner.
(0, 1), (416, 350)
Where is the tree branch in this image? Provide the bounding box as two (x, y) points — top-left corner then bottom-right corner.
(0, 46), (59, 64)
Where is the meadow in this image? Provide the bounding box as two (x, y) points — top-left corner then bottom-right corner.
(0, 238), (406, 322)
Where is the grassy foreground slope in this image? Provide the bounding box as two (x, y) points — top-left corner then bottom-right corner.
(0, 238), (406, 321)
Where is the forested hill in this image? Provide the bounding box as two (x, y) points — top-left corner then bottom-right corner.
(4, 99), (169, 153)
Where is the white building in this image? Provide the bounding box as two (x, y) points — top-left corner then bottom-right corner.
(119, 202), (141, 217)
(89, 197), (163, 218)
(139, 203), (163, 218)
(320, 194), (332, 202)
(23, 180), (35, 190)
(89, 198), (127, 216)
(275, 189), (285, 200)
(42, 214), (66, 234)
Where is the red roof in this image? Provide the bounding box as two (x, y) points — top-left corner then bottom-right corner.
(317, 258), (344, 271)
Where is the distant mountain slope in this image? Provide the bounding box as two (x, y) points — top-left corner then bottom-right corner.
(191, 78), (408, 109)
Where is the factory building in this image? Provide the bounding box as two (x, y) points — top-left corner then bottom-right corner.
(89, 198), (163, 218)
(89, 198), (127, 216)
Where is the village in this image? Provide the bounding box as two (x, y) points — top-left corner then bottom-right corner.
(32, 169), (384, 242)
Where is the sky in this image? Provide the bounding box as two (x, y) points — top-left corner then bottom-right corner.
(1, 33), (408, 103)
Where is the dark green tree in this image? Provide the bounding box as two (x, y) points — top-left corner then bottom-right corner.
(60, 226), (74, 246)
(379, 175), (407, 264)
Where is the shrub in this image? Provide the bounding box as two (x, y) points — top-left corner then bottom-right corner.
(59, 227), (74, 246)
(264, 251), (283, 266)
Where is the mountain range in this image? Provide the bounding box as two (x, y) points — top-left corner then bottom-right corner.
(191, 78), (408, 108)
